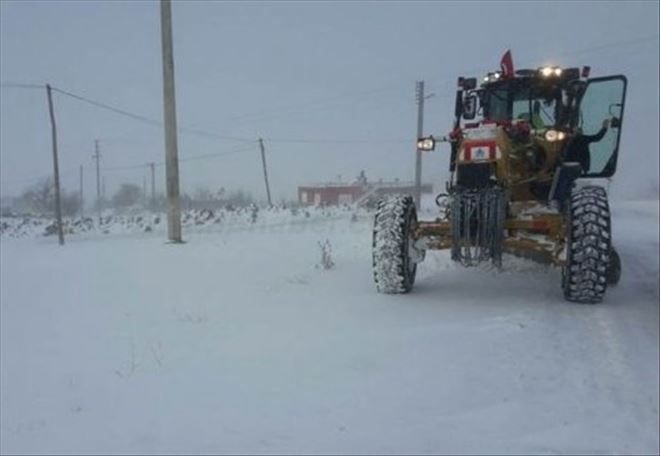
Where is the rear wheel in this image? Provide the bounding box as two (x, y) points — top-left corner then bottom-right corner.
(372, 195), (421, 293)
(563, 186), (612, 303)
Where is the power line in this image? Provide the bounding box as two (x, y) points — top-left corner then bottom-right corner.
(1, 82), (410, 143)
(3, 82), (414, 145)
(175, 126), (254, 143)
(0, 82), (45, 90)
(561, 34), (659, 57)
(100, 143), (255, 173)
(49, 85), (255, 143)
(51, 86), (163, 127)
(180, 144), (255, 163)
(1, 166), (79, 189)
(3, 82), (415, 144)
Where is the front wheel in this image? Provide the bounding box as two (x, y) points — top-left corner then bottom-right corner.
(562, 186), (612, 303)
(607, 246), (622, 285)
(372, 195), (422, 293)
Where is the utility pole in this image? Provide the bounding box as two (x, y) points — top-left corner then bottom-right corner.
(414, 81), (425, 209)
(79, 164), (84, 218)
(160, 0), (182, 242)
(93, 139), (101, 224)
(149, 162), (156, 207)
(258, 138), (272, 207)
(142, 175), (147, 203)
(46, 84), (64, 245)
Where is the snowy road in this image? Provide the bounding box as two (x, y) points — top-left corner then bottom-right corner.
(1, 200), (658, 454)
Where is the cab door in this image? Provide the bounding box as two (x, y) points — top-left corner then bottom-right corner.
(579, 75), (627, 177)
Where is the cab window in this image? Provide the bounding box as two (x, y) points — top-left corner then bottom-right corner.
(485, 89), (508, 121)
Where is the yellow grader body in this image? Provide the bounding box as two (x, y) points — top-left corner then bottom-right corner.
(416, 125), (567, 265)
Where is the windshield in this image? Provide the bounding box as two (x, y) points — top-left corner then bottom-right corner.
(484, 82), (558, 128)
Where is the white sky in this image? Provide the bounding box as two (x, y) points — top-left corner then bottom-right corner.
(1, 1), (658, 202)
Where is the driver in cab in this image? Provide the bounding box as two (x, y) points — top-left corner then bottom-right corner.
(564, 118), (611, 173)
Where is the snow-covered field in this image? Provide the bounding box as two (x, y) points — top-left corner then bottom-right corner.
(1, 200), (658, 455)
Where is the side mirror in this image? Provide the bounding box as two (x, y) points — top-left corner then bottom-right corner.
(461, 77), (477, 91)
(463, 94), (477, 120)
(610, 116), (621, 128)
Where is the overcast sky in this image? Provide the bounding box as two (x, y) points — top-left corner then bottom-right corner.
(1, 0), (658, 202)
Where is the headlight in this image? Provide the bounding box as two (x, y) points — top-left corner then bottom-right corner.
(539, 66), (562, 77)
(417, 136), (436, 151)
(544, 130), (566, 142)
(540, 67), (554, 77)
(483, 72), (502, 83)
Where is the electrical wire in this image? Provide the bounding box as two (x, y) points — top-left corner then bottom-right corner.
(0, 83), (45, 90)
(46, 86), (410, 145)
(100, 143), (256, 173)
(50, 86), (163, 128)
(0, 166), (79, 188)
(561, 34), (659, 57)
(49, 86), (255, 143)
(179, 144), (256, 163)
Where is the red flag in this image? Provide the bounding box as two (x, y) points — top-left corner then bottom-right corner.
(500, 50), (514, 78)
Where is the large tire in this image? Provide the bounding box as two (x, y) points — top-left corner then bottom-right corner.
(373, 195), (419, 293)
(563, 186), (612, 303)
(607, 246), (622, 285)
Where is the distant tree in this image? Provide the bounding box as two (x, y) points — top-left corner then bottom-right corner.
(16, 178), (80, 216)
(18, 178), (53, 214)
(112, 183), (142, 208)
(225, 189), (254, 207)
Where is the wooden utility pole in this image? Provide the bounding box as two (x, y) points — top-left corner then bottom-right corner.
(79, 164), (84, 218)
(258, 138), (272, 207)
(93, 139), (101, 223)
(46, 84), (64, 245)
(160, 0), (182, 242)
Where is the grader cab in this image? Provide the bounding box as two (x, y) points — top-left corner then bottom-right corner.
(373, 52), (627, 303)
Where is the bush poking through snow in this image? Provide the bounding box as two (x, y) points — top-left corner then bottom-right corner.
(317, 239), (335, 270)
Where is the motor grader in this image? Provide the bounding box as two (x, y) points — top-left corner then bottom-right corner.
(372, 53), (627, 303)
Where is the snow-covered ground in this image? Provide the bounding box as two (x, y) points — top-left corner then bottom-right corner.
(1, 200), (658, 455)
